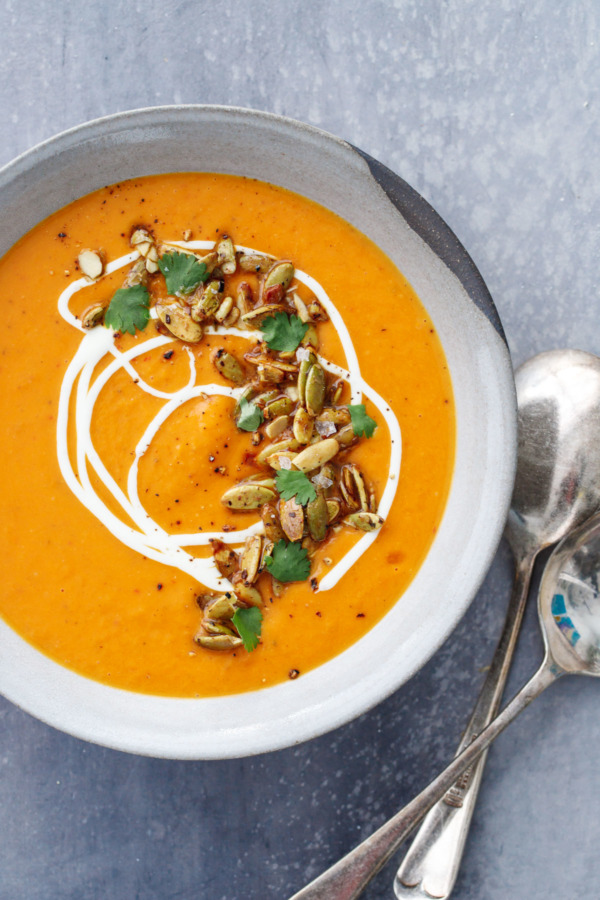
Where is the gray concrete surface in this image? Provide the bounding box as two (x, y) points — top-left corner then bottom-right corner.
(1, 1), (599, 898)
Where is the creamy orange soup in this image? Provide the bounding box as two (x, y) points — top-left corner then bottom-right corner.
(0, 173), (454, 697)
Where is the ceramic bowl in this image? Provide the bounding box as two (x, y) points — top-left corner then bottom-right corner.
(0, 106), (516, 758)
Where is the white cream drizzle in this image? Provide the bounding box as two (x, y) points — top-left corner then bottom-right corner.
(56, 242), (401, 593)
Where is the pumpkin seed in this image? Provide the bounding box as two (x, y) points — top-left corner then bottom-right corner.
(260, 503), (285, 543)
(340, 477), (360, 511)
(293, 437), (339, 473)
(199, 251), (219, 274)
(204, 594), (237, 620)
(259, 538), (274, 573)
(195, 633), (243, 650)
(234, 582), (263, 608)
(264, 396), (294, 419)
(244, 355), (298, 374)
(293, 407), (314, 444)
(221, 483), (277, 509)
(78, 249), (104, 280)
(241, 304), (287, 326)
(306, 491), (328, 541)
(326, 498), (341, 523)
(216, 236), (237, 275)
(348, 464), (369, 510)
(124, 258), (148, 287)
(240, 535), (262, 583)
(307, 298), (328, 321)
(210, 540), (239, 579)
(344, 511), (385, 532)
(236, 281), (253, 319)
(254, 390), (280, 408)
(271, 576), (284, 597)
(305, 363), (326, 416)
(212, 349), (245, 384)
(279, 497), (304, 542)
(256, 437), (300, 464)
(316, 407), (351, 426)
(257, 363), (285, 384)
(319, 463), (337, 483)
(191, 280), (223, 322)
(203, 619), (238, 636)
(265, 415), (290, 439)
(297, 354), (317, 405)
(223, 307), (240, 327)
(234, 384), (256, 419)
(238, 253), (273, 273)
(130, 228), (153, 248)
(301, 324), (319, 349)
(264, 260), (294, 293)
(215, 296), (234, 322)
(293, 295), (310, 323)
(80, 303), (105, 329)
(156, 303), (203, 343)
(266, 451), (298, 470)
(336, 423), (357, 447)
(330, 380), (344, 404)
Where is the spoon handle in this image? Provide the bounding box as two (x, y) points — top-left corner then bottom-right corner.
(288, 660), (558, 900)
(393, 552), (535, 898)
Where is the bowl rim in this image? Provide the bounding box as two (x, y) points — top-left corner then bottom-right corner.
(0, 104), (517, 758)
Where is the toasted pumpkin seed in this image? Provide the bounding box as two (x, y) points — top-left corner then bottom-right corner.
(210, 540), (239, 579)
(195, 633), (243, 650)
(264, 260), (294, 293)
(307, 298), (328, 321)
(336, 423), (357, 447)
(279, 497), (304, 542)
(306, 491), (328, 541)
(78, 248), (104, 280)
(292, 295), (310, 323)
(241, 535), (262, 583)
(80, 303), (105, 329)
(191, 280), (223, 322)
(203, 619), (239, 636)
(217, 236), (236, 275)
(130, 228), (153, 248)
(271, 576), (284, 597)
(330, 379), (344, 404)
(348, 464), (369, 510)
(124, 258), (148, 287)
(293, 407), (314, 444)
(221, 483), (277, 509)
(293, 437), (339, 473)
(238, 253), (273, 273)
(234, 384), (256, 419)
(204, 594), (237, 620)
(257, 363), (285, 384)
(223, 307), (240, 327)
(236, 281), (253, 319)
(326, 498), (341, 523)
(266, 451), (298, 471)
(344, 511), (385, 532)
(199, 250), (219, 274)
(305, 364), (326, 416)
(260, 503), (285, 543)
(244, 355), (298, 374)
(264, 396), (294, 419)
(259, 538), (274, 573)
(234, 582), (263, 608)
(212, 349), (245, 384)
(241, 304), (287, 326)
(265, 415), (290, 439)
(256, 437), (300, 464)
(215, 296), (234, 322)
(301, 324), (320, 349)
(316, 407), (351, 426)
(156, 303), (203, 343)
(298, 354), (317, 405)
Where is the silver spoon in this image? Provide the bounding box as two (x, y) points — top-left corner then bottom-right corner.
(394, 348), (600, 899)
(289, 508), (600, 900)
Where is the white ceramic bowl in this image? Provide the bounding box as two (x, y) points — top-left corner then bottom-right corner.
(0, 106), (516, 758)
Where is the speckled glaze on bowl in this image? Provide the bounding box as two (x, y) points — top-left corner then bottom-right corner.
(0, 106), (516, 758)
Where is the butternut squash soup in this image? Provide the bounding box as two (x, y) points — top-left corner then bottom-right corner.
(0, 173), (454, 697)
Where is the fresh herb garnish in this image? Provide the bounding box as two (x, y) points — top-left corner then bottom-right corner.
(236, 397), (264, 432)
(158, 251), (209, 296)
(275, 469), (317, 506)
(264, 539), (311, 583)
(349, 404), (378, 438)
(261, 311), (308, 352)
(232, 606), (263, 652)
(104, 284), (150, 335)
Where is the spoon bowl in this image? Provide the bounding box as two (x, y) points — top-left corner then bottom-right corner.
(290, 509), (600, 900)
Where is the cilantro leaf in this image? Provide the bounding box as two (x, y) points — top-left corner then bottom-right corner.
(264, 539), (311, 583)
(158, 251), (208, 296)
(276, 469), (317, 506)
(261, 312), (308, 352)
(232, 606), (263, 652)
(104, 284), (150, 335)
(236, 397), (264, 432)
(349, 404), (378, 438)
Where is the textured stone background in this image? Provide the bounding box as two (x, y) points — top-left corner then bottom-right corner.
(1, 1), (599, 898)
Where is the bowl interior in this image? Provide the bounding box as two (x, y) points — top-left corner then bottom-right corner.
(0, 106), (516, 758)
